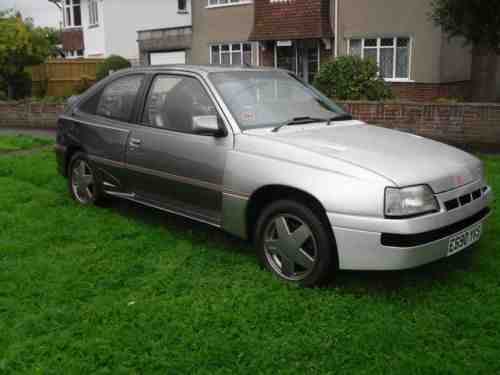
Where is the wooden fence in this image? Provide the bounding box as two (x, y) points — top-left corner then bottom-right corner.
(31, 59), (104, 97)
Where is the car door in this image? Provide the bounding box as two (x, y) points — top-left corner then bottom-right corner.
(125, 73), (233, 225)
(72, 73), (146, 191)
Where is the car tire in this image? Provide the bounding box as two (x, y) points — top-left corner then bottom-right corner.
(255, 200), (337, 287)
(68, 152), (103, 205)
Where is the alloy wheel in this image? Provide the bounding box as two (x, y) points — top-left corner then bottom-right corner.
(263, 214), (318, 281)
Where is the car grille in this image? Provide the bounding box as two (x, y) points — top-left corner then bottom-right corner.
(444, 187), (486, 211)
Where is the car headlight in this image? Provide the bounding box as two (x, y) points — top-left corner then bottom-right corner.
(385, 185), (439, 218)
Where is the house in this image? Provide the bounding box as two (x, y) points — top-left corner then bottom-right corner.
(58, 0), (192, 65)
(56, 0), (478, 101)
(186, 0), (473, 101)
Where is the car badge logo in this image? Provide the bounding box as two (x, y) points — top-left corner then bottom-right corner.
(454, 175), (465, 186)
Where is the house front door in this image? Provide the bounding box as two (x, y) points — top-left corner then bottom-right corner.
(275, 40), (320, 83)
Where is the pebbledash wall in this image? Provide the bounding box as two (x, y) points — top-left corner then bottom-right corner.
(0, 100), (499, 151)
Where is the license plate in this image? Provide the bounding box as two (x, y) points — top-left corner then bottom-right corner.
(448, 224), (482, 256)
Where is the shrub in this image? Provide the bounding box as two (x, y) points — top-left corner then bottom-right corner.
(8, 70), (33, 100)
(313, 56), (394, 101)
(96, 55), (131, 81)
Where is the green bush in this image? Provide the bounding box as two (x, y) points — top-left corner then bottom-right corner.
(96, 55), (131, 81)
(313, 56), (394, 101)
(8, 70), (32, 100)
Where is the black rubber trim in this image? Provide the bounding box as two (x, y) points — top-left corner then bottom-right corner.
(381, 208), (490, 248)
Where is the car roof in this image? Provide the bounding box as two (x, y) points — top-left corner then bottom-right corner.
(119, 64), (284, 76)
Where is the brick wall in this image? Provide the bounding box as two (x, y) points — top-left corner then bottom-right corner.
(0, 101), (64, 129)
(341, 101), (500, 151)
(249, 0), (332, 41)
(390, 81), (471, 102)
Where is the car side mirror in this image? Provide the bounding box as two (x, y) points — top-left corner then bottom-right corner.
(192, 115), (227, 137)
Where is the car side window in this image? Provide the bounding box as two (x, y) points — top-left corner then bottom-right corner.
(94, 75), (144, 122)
(142, 75), (218, 133)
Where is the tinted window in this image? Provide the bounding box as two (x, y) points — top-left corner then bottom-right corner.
(96, 75), (144, 122)
(142, 75), (217, 133)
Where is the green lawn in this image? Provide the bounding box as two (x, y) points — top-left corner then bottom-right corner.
(0, 140), (499, 374)
(0, 135), (52, 152)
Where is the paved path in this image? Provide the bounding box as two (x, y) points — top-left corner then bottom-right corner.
(0, 128), (56, 140)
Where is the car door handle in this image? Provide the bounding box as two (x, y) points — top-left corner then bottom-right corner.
(129, 138), (142, 148)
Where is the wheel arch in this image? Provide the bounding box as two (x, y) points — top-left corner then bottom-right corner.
(246, 185), (337, 248)
(64, 145), (86, 177)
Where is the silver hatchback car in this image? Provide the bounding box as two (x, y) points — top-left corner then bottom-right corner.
(55, 65), (493, 286)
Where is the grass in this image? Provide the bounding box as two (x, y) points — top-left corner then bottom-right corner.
(0, 135), (52, 152)
(0, 139), (499, 374)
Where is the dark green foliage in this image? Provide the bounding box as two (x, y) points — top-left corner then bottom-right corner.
(431, 0), (500, 51)
(0, 11), (56, 99)
(0, 138), (499, 374)
(314, 56), (394, 101)
(96, 55), (131, 81)
(7, 70), (32, 100)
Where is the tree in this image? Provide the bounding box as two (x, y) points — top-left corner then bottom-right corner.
(0, 10), (55, 99)
(431, 0), (500, 101)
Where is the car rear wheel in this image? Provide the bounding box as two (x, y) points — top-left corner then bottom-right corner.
(68, 152), (102, 205)
(255, 200), (337, 287)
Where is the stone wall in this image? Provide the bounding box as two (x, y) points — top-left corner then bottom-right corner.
(1, 100), (499, 152)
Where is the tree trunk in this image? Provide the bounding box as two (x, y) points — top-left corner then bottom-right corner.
(7, 82), (15, 100)
(471, 46), (498, 102)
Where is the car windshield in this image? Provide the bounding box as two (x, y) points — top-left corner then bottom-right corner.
(208, 70), (348, 130)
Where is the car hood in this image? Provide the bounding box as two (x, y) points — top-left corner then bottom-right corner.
(245, 122), (483, 193)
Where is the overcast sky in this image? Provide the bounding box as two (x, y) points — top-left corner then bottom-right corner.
(0, 0), (61, 27)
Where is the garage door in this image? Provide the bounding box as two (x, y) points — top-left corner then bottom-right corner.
(149, 51), (186, 65)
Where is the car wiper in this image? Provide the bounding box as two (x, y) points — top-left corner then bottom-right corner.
(272, 116), (330, 133)
(326, 113), (353, 125)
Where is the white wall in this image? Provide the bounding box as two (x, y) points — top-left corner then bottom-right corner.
(82, 0), (106, 57)
(103, 0), (192, 63)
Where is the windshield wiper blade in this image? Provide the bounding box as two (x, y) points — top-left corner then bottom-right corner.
(326, 113), (353, 125)
(272, 117), (328, 133)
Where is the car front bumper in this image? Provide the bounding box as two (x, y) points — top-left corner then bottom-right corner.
(328, 182), (493, 271)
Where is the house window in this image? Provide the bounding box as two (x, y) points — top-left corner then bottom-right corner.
(63, 0), (82, 28)
(210, 43), (252, 65)
(65, 49), (84, 59)
(208, 0), (249, 7)
(348, 37), (411, 80)
(88, 0), (99, 26)
(178, 0), (187, 12)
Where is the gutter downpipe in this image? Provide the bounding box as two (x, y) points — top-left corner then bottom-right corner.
(334, 0), (339, 58)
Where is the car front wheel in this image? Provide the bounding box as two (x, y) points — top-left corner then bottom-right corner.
(255, 200), (337, 287)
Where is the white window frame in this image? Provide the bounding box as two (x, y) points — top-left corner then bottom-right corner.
(88, 0), (99, 27)
(63, 0), (82, 28)
(347, 37), (413, 82)
(210, 43), (253, 65)
(206, 0), (253, 9)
